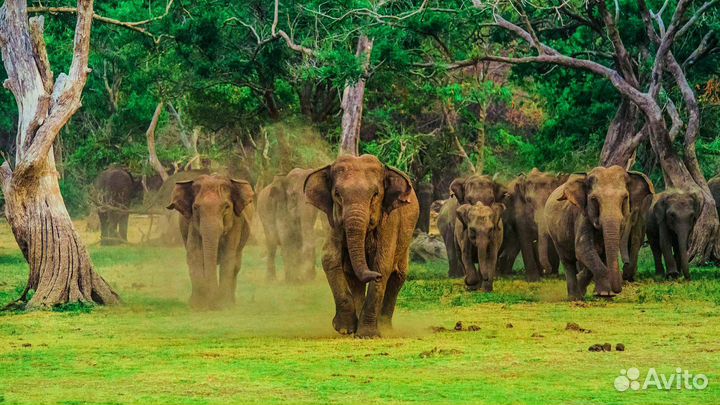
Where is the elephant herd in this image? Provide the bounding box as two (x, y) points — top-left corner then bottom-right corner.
(94, 157), (720, 337)
(439, 166), (718, 301)
(163, 154), (418, 338)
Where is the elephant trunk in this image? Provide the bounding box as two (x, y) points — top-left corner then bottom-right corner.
(601, 217), (623, 294)
(200, 218), (222, 296)
(344, 205), (382, 283)
(476, 236), (491, 279)
(676, 225), (691, 276)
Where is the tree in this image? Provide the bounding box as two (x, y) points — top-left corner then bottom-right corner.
(0, 0), (119, 308)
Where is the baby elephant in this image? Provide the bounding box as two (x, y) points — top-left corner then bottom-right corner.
(455, 202), (505, 292)
(646, 190), (700, 279)
(167, 175), (254, 309)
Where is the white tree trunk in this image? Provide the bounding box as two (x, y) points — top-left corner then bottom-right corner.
(339, 35), (373, 156)
(0, 0), (119, 308)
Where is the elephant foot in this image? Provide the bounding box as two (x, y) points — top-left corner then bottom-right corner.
(465, 283), (481, 292)
(526, 273), (541, 283)
(378, 316), (392, 330)
(568, 294), (585, 302)
(189, 294), (211, 311)
(667, 271), (680, 279)
(356, 270), (383, 283)
(333, 311), (358, 335)
(464, 273), (480, 288)
(355, 323), (380, 339)
(481, 280), (494, 293)
(594, 290), (617, 298)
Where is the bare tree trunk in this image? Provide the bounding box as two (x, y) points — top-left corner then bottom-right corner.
(146, 101), (168, 182)
(475, 106), (487, 174)
(0, 0), (119, 308)
(167, 103), (200, 170)
(600, 100), (645, 168)
(339, 35), (373, 156)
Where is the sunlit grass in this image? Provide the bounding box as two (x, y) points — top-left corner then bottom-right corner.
(0, 218), (718, 404)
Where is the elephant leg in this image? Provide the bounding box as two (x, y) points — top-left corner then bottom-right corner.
(659, 222), (679, 278)
(537, 231), (552, 276)
(265, 240), (278, 281)
(460, 242), (480, 289)
(444, 228), (463, 278)
(301, 237), (316, 281)
(357, 233), (398, 338)
(322, 238), (357, 334)
(300, 212), (318, 281)
(107, 212), (119, 238)
(118, 213), (129, 241)
(518, 225), (541, 282)
(561, 258), (582, 301)
(648, 236), (665, 277)
(218, 250), (239, 307)
(498, 229), (520, 277)
(576, 265), (593, 298)
(672, 238), (688, 280)
(623, 228), (640, 282)
(98, 211), (109, 239)
(345, 261), (366, 319)
(262, 220), (279, 281)
(356, 278), (387, 338)
(186, 237), (209, 310)
(380, 270), (406, 329)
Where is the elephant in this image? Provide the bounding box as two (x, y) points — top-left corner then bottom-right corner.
(94, 167), (143, 244)
(304, 154), (419, 338)
(439, 174), (507, 278)
(454, 202), (505, 292)
(544, 166), (653, 300)
(167, 174), (254, 309)
(646, 190), (700, 279)
(709, 176), (720, 218)
(619, 172), (655, 282)
(499, 169), (568, 280)
(257, 168), (319, 282)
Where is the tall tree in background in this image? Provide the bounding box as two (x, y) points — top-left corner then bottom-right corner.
(0, 0), (119, 308)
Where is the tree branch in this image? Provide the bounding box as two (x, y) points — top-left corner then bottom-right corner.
(677, 0), (718, 37)
(146, 101), (169, 182)
(27, 2), (173, 44)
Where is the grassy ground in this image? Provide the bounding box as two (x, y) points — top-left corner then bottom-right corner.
(0, 216), (719, 404)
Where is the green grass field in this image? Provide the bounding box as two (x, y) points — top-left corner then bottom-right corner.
(0, 218), (718, 404)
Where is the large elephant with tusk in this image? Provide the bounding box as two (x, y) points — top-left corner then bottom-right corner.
(304, 155), (419, 338)
(543, 166), (653, 300)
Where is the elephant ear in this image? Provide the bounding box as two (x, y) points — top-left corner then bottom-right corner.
(384, 166), (413, 213)
(455, 204), (471, 228)
(167, 180), (195, 219)
(627, 171), (655, 212)
(493, 179), (510, 202)
(304, 165), (333, 222)
(450, 177), (465, 202)
(491, 203), (505, 227)
(558, 175), (588, 209)
(230, 179), (254, 216)
(691, 192), (703, 218)
(654, 196), (667, 223)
